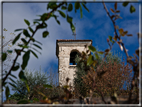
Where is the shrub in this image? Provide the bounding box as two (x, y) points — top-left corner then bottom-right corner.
(74, 51), (133, 98)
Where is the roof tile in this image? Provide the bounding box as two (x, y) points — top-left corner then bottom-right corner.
(57, 39), (92, 42)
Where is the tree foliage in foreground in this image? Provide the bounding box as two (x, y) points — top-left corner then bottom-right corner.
(2, 1), (140, 104)
(8, 68), (49, 101)
(2, 2), (89, 102)
(74, 52), (133, 98)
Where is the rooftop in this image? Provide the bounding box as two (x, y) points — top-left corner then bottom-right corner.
(56, 39), (92, 57)
(57, 39), (92, 42)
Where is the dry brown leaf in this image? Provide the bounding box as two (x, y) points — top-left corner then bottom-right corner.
(127, 34), (133, 36)
(116, 10), (120, 13)
(135, 49), (139, 56)
(114, 2), (117, 10)
(119, 28), (124, 35)
(113, 36), (117, 41)
(110, 8), (115, 13)
(105, 49), (110, 52)
(123, 31), (128, 35)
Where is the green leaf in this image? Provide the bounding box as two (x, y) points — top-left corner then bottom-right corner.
(40, 13), (48, 21)
(43, 84), (52, 88)
(2, 53), (7, 61)
(95, 53), (99, 59)
(18, 44), (29, 48)
(47, 2), (57, 10)
(109, 35), (114, 43)
(109, 36), (112, 41)
(80, 4), (83, 18)
(12, 33), (21, 45)
(35, 40), (42, 45)
(75, 2), (80, 13)
(37, 22), (47, 29)
(71, 23), (75, 33)
(87, 55), (93, 66)
(9, 82), (16, 88)
(19, 70), (27, 82)
(32, 47), (41, 54)
(98, 51), (104, 54)
(2, 82), (7, 86)
(51, 15), (60, 25)
(26, 83), (30, 92)
(68, 3), (73, 12)
(28, 27), (33, 33)
(67, 15), (72, 23)
(5, 86), (10, 99)
(12, 65), (19, 71)
(33, 98), (39, 102)
(14, 29), (23, 32)
(33, 44), (42, 50)
(3, 28), (7, 31)
(88, 46), (96, 52)
(30, 50), (38, 58)
(58, 10), (66, 18)
(14, 49), (21, 55)
(81, 3), (89, 12)
(7, 50), (13, 53)
(21, 51), (30, 70)
(30, 37), (35, 42)
(10, 74), (17, 79)
(130, 5), (135, 13)
(17, 100), (29, 104)
(122, 2), (129, 7)
(56, 20), (60, 25)
(61, 6), (67, 10)
(9, 77), (16, 84)
(24, 19), (30, 26)
(42, 31), (49, 38)
(33, 19), (41, 24)
(23, 29), (30, 37)
(21, 38), (28, 45)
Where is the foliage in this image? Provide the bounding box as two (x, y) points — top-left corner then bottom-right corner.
(8, 92), (27, 101)
(2, 2), (89, 101)
(1, 29), (16, 72)
(74, 51), (133, 98)
(6, 67), (73, 104)
(2, 1), (139, 104)
(8, 68), (49, 101)
(79, 2), (139, 104)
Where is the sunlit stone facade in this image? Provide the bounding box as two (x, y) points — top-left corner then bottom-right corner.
(56, 40), (92, 86)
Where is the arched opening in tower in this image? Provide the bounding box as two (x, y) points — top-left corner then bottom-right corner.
(70, 50), (80, 65)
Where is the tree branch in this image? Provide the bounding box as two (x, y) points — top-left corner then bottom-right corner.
(2, 2), (65, 86)
(102, 1), (139, 104)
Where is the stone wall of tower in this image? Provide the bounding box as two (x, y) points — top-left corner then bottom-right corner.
(57, 41), (92, 87)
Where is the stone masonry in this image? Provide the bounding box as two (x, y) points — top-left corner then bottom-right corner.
(56, 40), (92, 87)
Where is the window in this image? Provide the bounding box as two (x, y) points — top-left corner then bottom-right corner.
(70, 50), (80, 65)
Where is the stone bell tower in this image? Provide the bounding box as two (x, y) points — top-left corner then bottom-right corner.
(56, 40), (92, 86)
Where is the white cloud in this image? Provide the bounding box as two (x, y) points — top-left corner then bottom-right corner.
(1, 2), (84, 101)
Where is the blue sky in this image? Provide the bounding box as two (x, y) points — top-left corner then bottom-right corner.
(1, 1), (140, 101)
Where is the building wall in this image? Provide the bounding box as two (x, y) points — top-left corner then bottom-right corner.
(57, 42), (92, 86)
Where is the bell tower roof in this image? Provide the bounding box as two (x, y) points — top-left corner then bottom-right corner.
(56, 39), (92, 57)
